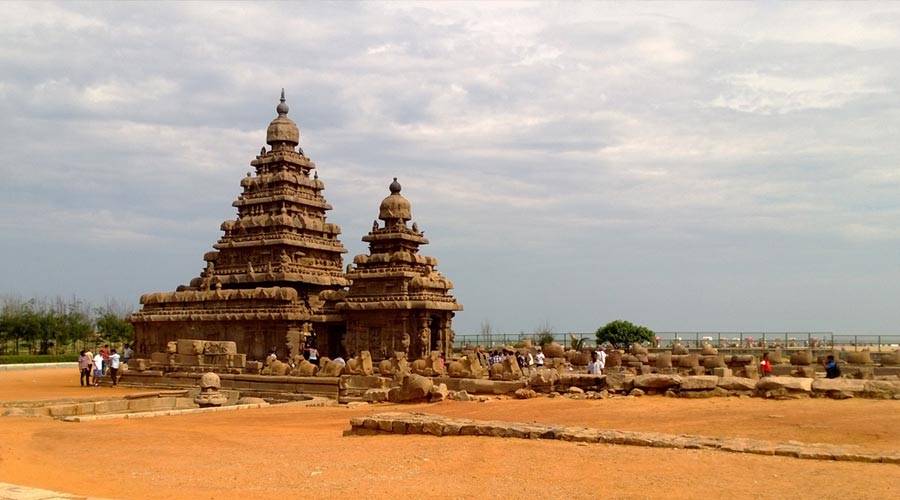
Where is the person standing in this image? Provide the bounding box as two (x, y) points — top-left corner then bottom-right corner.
(595, 347), (608, 374)
(760, 352), (772, 377)
(535, 348), (545, 368)
(100, 345), (111, 375)
(306, 345), (319, 366)
(122, 344), (133, 365)
(78, 350), (92, 387)
(108, 349), (121, 386)
(92, 351), (103, 386)
(587, 351), (602, 374)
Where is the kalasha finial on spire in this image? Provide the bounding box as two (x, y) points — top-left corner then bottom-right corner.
(389, 177), (401, 194)
(276, 88), (289, 116)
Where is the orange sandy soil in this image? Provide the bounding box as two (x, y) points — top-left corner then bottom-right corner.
(1, 369), (898, 500)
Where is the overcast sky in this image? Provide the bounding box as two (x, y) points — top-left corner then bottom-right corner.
(1, 1), (899, 335)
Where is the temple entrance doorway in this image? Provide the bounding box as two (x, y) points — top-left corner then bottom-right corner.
(429, 316), (440, 351)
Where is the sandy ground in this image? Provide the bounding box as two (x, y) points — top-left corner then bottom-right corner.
(0, 369), (898, 500)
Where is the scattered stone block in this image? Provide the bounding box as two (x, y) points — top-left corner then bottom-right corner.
(713, 367), (732, 377)
(176, 339), (205, 355)
(680, 375), (718, 390)
(634, 374), (682, 389)
(430, 383), (449, 402)
(604, 371), (635, 392)
(717, 376), (757, 391)
(756, 376), (813, 393)
(847, 351), (873, 365)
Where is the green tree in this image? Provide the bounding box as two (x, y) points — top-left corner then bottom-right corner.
(94, 307), (134, 344)
(595, 320), (654, 348)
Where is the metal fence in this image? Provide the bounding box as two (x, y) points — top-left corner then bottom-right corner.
(454, 332), (900, 351)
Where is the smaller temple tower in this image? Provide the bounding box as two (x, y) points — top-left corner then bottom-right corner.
(335, 178), (462, 361)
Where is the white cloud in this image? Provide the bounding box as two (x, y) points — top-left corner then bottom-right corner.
(1, 1), (900, 334)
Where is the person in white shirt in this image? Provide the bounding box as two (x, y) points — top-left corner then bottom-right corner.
(587, 351), (602, 375)
(92, 352), (103, 386)
(595, 347), (607, 373)
(535, 349), (545, 367)
(109, 349), (121, 386)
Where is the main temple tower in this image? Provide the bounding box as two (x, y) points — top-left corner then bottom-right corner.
(130, 92), (348, 360)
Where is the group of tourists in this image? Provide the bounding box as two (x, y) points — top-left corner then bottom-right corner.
(78, 344), (132, 387)
(483, 345), (609, 375)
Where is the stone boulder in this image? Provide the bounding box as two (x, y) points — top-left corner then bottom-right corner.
(880, 349), (900, 366)
(656, 352), (673, 369)
(672, 342), (689, 355)
(388, 374), (434, 403)
(863, 380), (900, 399)
(679, 375), (719, 390)
(363, 388), (390, 402)
(514, 388), (539, 399)
(703, 355), (726, 369)
(605, 350), (622, 368)
(847, 350), (873, 365)
(811, 378), (866, 399)
(346, 351), (374, 376)
(716, 376), (757, 391)
(789, 349), (813, 365)
(604, 371), (635, 392)
(700, 343), (718, 355)
(678, 353), (700, 369)
(489, 356), (524, 381)
(567, 350), (590, 366)
(528, 367), (560, 388)
(634, 373), (682, 389)
(631, 343), (649, 355)
(542, 342), (565, 358)
(756, 376), (813, 393)
(450, 390), (471, 402)
(429, 383), (449, 402)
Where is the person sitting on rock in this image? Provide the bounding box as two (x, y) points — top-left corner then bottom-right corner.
(824, 355), (841, 379)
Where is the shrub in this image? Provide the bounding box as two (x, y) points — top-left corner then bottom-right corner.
(595, 320), (654, 348)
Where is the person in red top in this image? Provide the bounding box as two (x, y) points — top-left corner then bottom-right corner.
(760, 352), (772, 377)
(100, 345), (111, 376)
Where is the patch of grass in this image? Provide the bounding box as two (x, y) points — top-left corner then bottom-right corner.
(0, 354), (78, 364)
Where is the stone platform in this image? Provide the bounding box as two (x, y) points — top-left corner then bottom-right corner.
(346, 412), (900, 465)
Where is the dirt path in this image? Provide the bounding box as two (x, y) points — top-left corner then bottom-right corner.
(0, 369), (897, 500)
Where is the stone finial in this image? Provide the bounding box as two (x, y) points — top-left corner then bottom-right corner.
(277, 88), (289, 116)
(389, 177), (401, 195)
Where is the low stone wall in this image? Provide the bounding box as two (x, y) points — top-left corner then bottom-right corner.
(118, 370), (340, 399)
(604, 373), (900, 400)
(346, 412), (900, 464)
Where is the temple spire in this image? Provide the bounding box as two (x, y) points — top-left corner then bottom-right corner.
(276, 88), (289, 116)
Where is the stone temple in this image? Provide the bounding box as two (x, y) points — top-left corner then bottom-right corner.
(130, 91), (462, 362)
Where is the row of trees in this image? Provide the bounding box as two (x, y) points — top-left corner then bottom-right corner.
(0, 295), (134, 355)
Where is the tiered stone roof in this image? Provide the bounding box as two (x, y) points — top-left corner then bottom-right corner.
(193, 90), (348, 291)
(338, 178), (461, 312)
